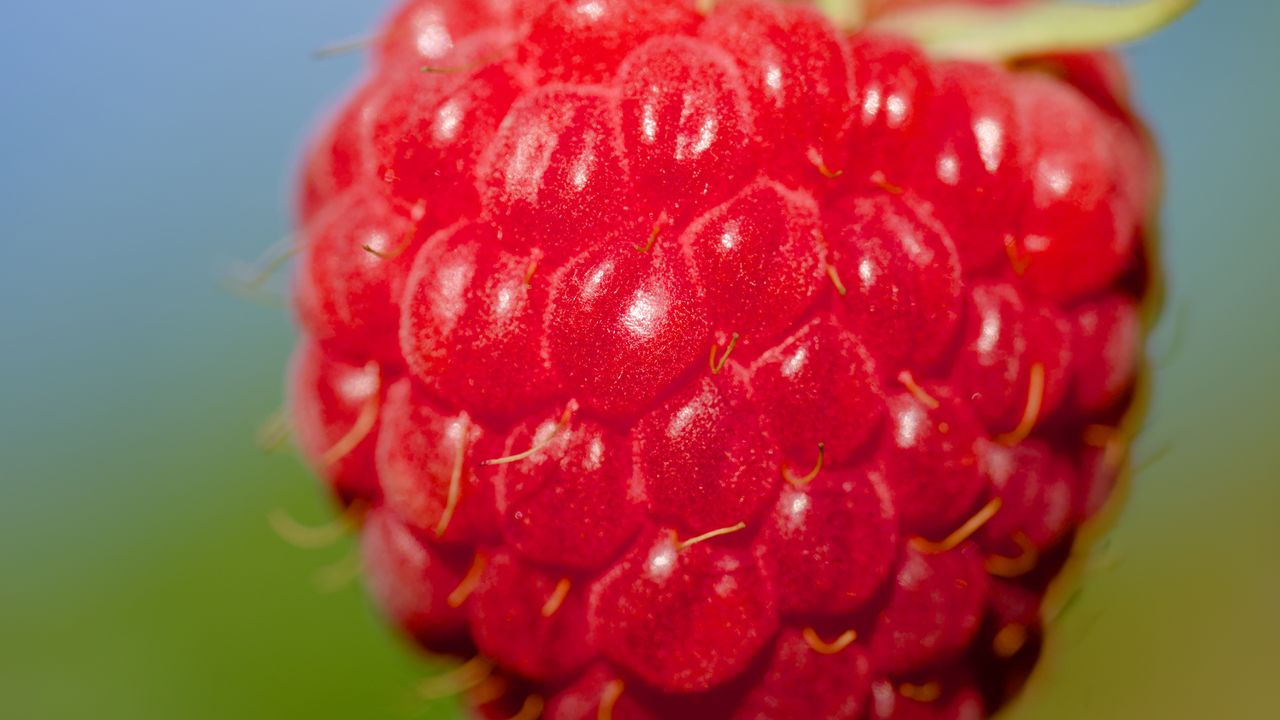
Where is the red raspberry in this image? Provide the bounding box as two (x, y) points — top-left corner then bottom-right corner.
(361, 507), (469, 645)
(590, 527), (778, 692)
(285, 0), (1184, 716)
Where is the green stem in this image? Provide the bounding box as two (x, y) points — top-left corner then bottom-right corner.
(819, 0), (870, 27)
(870, 0), (1196, 61)
(815, 0), (870, 28)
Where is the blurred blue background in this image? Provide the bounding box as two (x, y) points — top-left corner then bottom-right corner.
(1, 1), (1276, 717)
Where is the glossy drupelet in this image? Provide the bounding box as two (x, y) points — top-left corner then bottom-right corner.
(288, 0), (1160, 717)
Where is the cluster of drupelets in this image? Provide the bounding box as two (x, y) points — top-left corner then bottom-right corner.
(258, 1), (1190, 718)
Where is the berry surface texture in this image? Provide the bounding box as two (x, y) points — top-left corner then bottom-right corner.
(287, 0), (1185, 717)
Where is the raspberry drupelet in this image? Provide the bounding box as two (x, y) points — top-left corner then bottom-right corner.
(286, 0), (1189, 717)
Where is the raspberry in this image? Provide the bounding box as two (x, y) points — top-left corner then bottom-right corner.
(361, 507), (470, 645)
(471, 548), (597, 681)
(635, 371), (778, 532)
(493, 407), (644, 568)
(868, 545), (990, 675)
(748, 316), (884, 468)
(915, 61), (1026, 275)
(738, 627), (874, 719)
(284, 0), (1187, 716)
(823, 192), (963, 372)
(590, 527), (778, 691)
(400, 220), (560, 419)
(617, 35), (758, 223)
(757, 461), (898, 616)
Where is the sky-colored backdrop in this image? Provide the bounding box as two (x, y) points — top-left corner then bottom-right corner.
(1, 1), (1277, 718)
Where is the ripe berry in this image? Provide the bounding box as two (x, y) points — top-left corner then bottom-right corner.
(978, 440), (1075, 556)
(547, 242), (709, 418)
(1007, 72), (1141, 301)
(399, 220), (559, 420)
(844, 34), (935, 186)
(589, 527), (778, 692)
(737, 627), (874, 719)
(375, 378), (499, 544)
(757, 462), (898, 615)
(823, 192), (963, 373)
(492, 407), (644, 568)
(880, 384), (988, 537)
(470, 548), (596, 681)
(748, 317), (884, 468)
(680, 179), (825, 348)
(294, 190), (420, 363)
(287, 339), (381, 504)
(617, 35), (759, 223)
(372, 60), (527, 225)
(360, 507), (469, 645)
(699, 0), (853, 180)
(635, 371), (779, 533)
(868, 545), (989, 675)
(949, 281), (1072, 433)
(915, 61), (1025, 274)
(284, 0), (1184, 716)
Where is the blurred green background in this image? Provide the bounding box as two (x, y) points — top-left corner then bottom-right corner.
(1, 1), (1276, 718)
